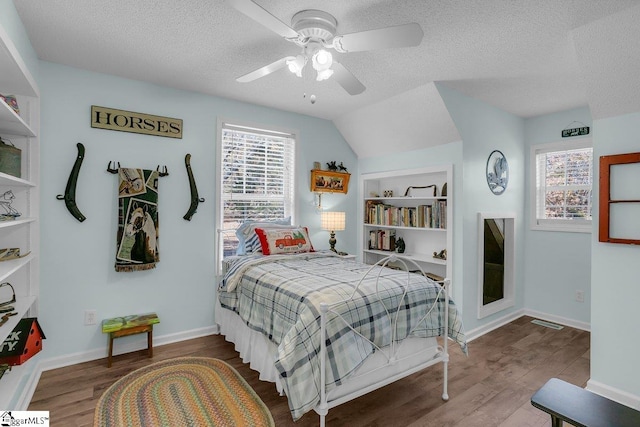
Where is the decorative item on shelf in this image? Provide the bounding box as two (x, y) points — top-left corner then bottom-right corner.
(433, 249), (447, 260)
(0, 94), (20, 115)
(383, 190), (393, 197)
(324, 161), (349, 172)
(0, 190), (21, 221)
(321, 211), (345, 253)
(0, 283), (16, 314)
(183, 154), (205, 221)
(311, 169), (350, 194)
(425, 272), (444, 282)
(0, 311), (17, 326)
(0, 137), (22, 178)
(56, 142), (86, 222)
(313, 161), (321, 170)
(441, 183), (447, 197)
(0, 318), (46, 365)
(404, 184), (436, 197)
(486, 150), (509, 195)
(561, 121), (590, 138)
(0, 248), (31, 262)
(0, 363), (10, 380)
(395, 237), (405, 253)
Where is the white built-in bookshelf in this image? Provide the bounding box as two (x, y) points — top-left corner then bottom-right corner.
(360, 166), (452, 280)
(0, 22), (40, 409)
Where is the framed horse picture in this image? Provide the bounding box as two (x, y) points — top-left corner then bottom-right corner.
(310, 170), (350, 194)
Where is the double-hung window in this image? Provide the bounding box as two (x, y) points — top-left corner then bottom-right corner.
(531, 139), (593, 232)
(216, 120), (296, 265)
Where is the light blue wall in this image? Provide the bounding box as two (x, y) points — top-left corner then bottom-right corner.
(523, 107), (592, 325)
(590, 111), (640, 399)
(359, 141), (464, 304)
(436, 83), (526, 332)
(38, 61), (357, 359)
(0, 2), (38, 82)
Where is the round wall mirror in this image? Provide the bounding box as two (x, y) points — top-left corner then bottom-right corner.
(486, 150), (509, 195)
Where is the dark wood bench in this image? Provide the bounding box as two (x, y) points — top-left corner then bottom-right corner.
(531, 378), (640, 427)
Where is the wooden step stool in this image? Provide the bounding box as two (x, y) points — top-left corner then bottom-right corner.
(102, 313), (159, 368)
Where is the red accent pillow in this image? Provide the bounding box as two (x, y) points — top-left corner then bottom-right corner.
(254, 227), (314, 255)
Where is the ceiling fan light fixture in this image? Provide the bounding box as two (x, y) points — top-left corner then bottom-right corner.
(316, 68), (334, 81)
(286, 54), (307, 77)
(312, 49), (333, 71)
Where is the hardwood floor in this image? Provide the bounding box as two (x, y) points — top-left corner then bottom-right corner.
(28, 315), (589, 426)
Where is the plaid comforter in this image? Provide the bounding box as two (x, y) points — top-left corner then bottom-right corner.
(218, 252), (466, 420)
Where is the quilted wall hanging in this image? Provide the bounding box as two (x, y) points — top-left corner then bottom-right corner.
(114, 167), (161, 272)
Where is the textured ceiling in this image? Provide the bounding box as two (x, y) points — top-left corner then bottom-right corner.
(12, 0), (640, 157)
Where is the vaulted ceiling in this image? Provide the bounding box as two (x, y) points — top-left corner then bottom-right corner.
(13, 0), (640, 157)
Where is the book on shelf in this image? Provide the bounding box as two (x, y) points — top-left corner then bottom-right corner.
(367, 200), (447, 228)
(369, 229), (396, 251)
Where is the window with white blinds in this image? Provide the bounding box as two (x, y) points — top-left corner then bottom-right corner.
(218, 122), (296, 257)
(531, 139), (592, 232)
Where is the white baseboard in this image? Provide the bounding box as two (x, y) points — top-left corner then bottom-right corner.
(464, 308), (591, 342)
(587, 379), (640, 411)
(464, 309), (525, 342)
(14, 325), (219, 410)
(38, 325), (218, 372)
(523, 309), (591, 332)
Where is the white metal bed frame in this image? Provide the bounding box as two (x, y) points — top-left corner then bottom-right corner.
(315, 254), (450, 426)
(217, 253), (452, 426)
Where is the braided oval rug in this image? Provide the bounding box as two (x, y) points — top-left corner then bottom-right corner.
(94, 357), (275, 427)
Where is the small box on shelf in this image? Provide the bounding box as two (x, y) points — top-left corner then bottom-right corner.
(0, 138), (21, 178)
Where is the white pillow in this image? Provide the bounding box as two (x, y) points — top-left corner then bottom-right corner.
(234, 217), (291, 255)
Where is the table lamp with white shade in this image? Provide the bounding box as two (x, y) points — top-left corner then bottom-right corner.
(320, 211), (345, 253)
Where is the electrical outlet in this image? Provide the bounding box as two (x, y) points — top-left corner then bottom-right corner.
(84, 309), (97, 325)
(575, 290), (585, 303)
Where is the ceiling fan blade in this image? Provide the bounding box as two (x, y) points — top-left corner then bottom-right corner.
(236, 56), (295, 82)
(333, 23), (423, 53)
(226, 0), (299, 39)
(332, 62), (365, 95)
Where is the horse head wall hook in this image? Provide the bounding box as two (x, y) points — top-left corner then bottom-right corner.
(106, 161), (121, 174)
(156, 165), (169, 177)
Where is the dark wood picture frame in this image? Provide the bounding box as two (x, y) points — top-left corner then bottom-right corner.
(599, 152), (640, 244)
(310, 169), (350, 194)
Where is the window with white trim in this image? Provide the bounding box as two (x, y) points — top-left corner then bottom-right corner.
(531, 139), (592, 232)
(217, 121), (296, 260)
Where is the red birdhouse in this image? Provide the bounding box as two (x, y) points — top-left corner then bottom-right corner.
(0, 318), (46, 366)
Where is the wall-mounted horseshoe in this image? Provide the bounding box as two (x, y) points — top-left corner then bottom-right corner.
(183, 154), (204, 221)
(57, 143), (86, 222)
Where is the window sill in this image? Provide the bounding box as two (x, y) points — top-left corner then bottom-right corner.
(531, 222), (592, 233)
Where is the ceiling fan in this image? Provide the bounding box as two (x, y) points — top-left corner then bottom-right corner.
(226, 0), (424, 95)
